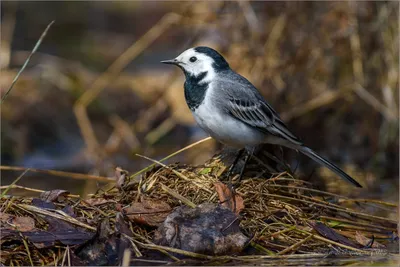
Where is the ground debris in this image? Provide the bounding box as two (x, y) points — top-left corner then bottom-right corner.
(124, 196), (171, 227)
(154, 203), (248, 255)
(40, 189), (70, 202)
(355, 231), (386, 249)
(310, 221), (360, 248)
(214, 182), (244, 215)
(0, 213), (35, 232)
(0, 156), (398, 265)
(75, 220), (119, 266)
(1, 202), (95, 249)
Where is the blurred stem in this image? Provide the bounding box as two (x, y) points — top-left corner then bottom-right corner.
(1, 21), (54, 104)
(1, 1), (17, 69)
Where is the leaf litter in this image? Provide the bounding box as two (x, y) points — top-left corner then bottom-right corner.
(0, 151), (398, 266)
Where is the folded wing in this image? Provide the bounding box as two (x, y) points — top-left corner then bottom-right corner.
(227, 97), (303, 146)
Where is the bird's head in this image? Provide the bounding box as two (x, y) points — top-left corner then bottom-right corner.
(161, 46), (230, 80)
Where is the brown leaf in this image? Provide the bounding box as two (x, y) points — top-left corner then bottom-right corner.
(355, 231), (386, 249)
(0, 212), (12, 222)
(1, 212), (35, 232)
(85, 198), (115, 206)
(310, 221), (360, 248)
(13, 217), (36, 231)
(214, 182), (244, 215)
(124, 196), (171, 227)
(2, 215), (36, 232)
(40, 189), (70, 202)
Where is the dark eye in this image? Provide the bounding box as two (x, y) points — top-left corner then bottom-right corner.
(189, 56), (197, 62)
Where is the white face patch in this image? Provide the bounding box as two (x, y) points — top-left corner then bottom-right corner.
(175, 48), (216, 82)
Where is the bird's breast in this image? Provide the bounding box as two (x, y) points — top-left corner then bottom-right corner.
(192, 93), (266, 148)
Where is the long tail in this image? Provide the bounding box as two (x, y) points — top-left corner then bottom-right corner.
(298, 146), (362, 188)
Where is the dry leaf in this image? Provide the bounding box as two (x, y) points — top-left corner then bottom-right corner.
(2, 224), (94, 249)
(124, 196), (171, 227)
(13, 217), (36, 231)
(214, 182), (244, 215)
(62, 205), (76, 218)
(1, 212), (35, 231)
(31, 198), (56, 209)
(40, 189), (70, 202)
(1, 214), (36, 232)
(115, 167), (128, 189)
(85, 198), (115, 206)
(0, 212), (12, 222)
(310, 221), (360, 248)
(355, 231), (386, 248)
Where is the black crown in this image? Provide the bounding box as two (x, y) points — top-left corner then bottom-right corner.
(194, 46), (230, 71)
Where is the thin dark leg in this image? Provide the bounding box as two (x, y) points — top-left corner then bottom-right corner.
(238, 148), (254, 183)
(230, 149), (248, 213)
(226, 148), (245, 183)
(219, 149), (245, 208)
(226, 148), (253, 213)
(232, 148), (254, 213)
(237, 148), (254, 184)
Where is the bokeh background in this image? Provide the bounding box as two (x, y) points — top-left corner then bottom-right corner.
(1, 1), (398, 207)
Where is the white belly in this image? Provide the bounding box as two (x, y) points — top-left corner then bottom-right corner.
(192, 100), (266, 148)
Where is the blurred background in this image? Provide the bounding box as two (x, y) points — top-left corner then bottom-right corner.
(1, 1), (398, 207)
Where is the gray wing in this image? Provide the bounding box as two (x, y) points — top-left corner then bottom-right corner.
(215, 73), (303, 146)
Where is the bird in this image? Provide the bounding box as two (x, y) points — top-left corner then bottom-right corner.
(161, 46), (362, 188)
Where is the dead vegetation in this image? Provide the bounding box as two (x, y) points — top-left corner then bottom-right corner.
(0, 146), (398, 265)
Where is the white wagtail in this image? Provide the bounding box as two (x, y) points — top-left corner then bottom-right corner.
(161, 46), (362, 188)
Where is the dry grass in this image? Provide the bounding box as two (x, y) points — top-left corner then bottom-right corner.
(1, 143), (398, 265)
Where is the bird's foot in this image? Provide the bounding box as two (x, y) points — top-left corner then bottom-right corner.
(218, 148), (253, 213)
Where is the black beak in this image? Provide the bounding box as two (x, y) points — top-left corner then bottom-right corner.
(161, 59), (179, 65)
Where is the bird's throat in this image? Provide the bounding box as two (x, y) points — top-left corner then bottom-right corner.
(184, 71), (209, 111)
